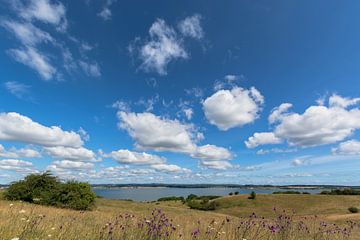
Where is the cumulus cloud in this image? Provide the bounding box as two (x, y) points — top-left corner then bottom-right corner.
(328, 94), (360, 108)
(117, 111), (198, 153)
(138, 19), (187, 75)
(48, 160), (94, 171)
(199, 160), (233, 170)
(272, 95), (360, 147)
(191, 144), (232, 161)
(0, 112), (83, 148)
(117, 111), (234, 170)
(332, 140), (360, 155)
(268, 103), (293, 124)
(8, 47), (56, 80)
(150, 163), (191, 173)
(245, 132), (282, 149)
(202, 86), (264, 130)
(106, 149), (166, 165)
(131, 15), (203, 75)
(178, 14), (203, 39)
(105, 149), (190, 174)
(44, 146), (98, 162)
(0, 144), (41, 158)
(0, 159), (35, 172)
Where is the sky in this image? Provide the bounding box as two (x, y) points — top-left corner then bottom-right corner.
(1, 0), (360, 185)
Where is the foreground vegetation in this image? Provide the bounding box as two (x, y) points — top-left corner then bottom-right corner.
(1, 193), (359, 239)
(4, 172), (96, 210)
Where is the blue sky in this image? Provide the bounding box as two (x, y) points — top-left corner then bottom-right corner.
(1, 0), (360, 185)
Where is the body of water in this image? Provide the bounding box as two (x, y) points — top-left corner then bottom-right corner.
(93, 187), (324, 201)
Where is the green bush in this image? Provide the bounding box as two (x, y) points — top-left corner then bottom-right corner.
(348, 207), (359, 213)
(187, 199), (218, 211)
(157, 196), (185, 202)
(234, 191), (239, 195)
(4, 172), (95, 210)
(320, 189), (360, 195)
(229, 192), (233, 195)
(248, 191), (256, 200)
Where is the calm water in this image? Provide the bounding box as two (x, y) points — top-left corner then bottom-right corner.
(93, 187), (324, 201)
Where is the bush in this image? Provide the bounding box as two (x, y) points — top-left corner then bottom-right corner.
(320, 189), (360, 195)
(234, 191), (239, 195)
(248, 191), (256, 200)
(4, 172), (95, 210)
(229, 192), (233, 195)
(157, 196), (185, 202)
(187, 199), (219, 211)
(348, 207), (359, 213)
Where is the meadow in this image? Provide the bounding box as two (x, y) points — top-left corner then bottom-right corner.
(0, 193), (360, 240)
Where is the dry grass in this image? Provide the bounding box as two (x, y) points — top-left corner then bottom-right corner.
(0, 194), (359, 239)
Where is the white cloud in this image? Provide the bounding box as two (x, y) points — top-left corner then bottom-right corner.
(178, 14), (203, 39)
(0, 144), (41, 158)
(150, 163), (191, 173)
(106, 149), (166, 165)
(191, 144), (232, 161)
(199, 160), (233, 170)
(0, 112), (83, 148)
(183, 108), (193, 120)
(268, 103), (293, 124)
(117, 111), (234, 170)
(8, 47), (56, 80)
(98, 0), (116, 21)
(0, 159), (35, 172)
(44, 146), (97, 162)
(245, 132), (282, 149)
(4, 81), (31, 100)
(256, 148), (297, 155)
(138, 19), (187, 75)
(332, 140), (360, 155)
(273, 95), (360, 147)
(1, 20), (54, 46)
(329, 94), (360, 108)
(18, 0), (67, 31)
(214, 75), (242, 91)
(292, 158), (308, 166)
(79, 61), (101, 77)
(98, 8), (112, 20)
(203, 86), (264, 130)
(48, 160), (94, 170)
(117, 111), (197, 153)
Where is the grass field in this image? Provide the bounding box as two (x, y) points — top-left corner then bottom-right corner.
(0, 194), (359, 239)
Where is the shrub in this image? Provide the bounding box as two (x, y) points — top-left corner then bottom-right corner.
(234, 191), (239, 195)
(157, 196), (185, 202)
(320, 189), (360, 195)
(248, 191), (256, 200)
(348, 207), (359, 213)
(187, 199), (218, 211)
(229, 192), (233, 195)
(4, 172), (95, 210)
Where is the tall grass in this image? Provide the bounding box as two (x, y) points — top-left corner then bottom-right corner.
(0, 200), (358, 240)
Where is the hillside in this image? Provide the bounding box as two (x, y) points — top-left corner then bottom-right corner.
(1, 194), (359, 239)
